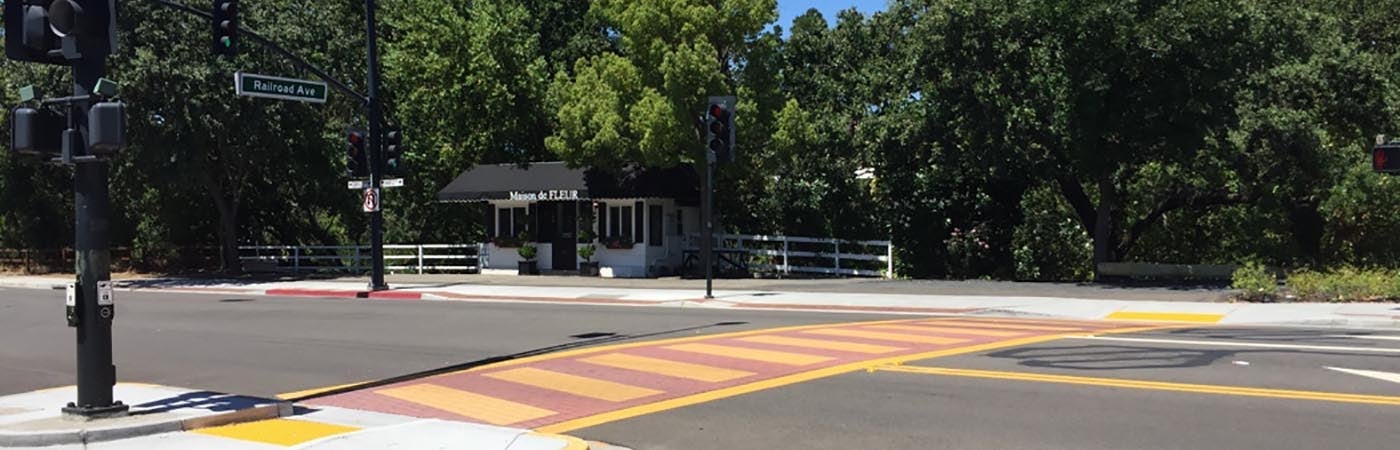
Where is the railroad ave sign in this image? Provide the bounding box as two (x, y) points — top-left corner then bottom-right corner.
(362, 188), (380, 213)
(235, 72), (328, 103)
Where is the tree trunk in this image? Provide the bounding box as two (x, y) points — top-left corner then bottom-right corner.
(201, 171), (241, 274)
(1092, 175), (1116, 278)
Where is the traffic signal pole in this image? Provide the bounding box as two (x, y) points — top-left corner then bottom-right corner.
(64, 53), (127, 419)
(365, 0), (387, 291)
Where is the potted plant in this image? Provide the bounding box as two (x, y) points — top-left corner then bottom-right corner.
(516, 231), (538, 275)
(578, 243), (599, 276)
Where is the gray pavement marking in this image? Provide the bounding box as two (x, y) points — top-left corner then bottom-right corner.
(1070, 335), (1400, 353)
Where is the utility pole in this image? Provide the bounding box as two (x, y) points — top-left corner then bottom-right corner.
(365, 0), (387, 291)
(64, 52), (127, 418)
(703, 149), (715, 299)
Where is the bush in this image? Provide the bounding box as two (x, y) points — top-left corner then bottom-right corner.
(1284, 267), (1400, 302)
(577, 244), (595, 262)
(517, 244), (537, 261)
(1230, 262), (1277, 301)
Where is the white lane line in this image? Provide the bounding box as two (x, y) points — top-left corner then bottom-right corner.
(1069, 336), (1400, 353)
(1325, 367), (1400, 385)
(1328, 335), (1400, 342)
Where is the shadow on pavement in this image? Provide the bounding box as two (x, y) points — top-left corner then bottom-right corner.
(132, 391), (274, 415)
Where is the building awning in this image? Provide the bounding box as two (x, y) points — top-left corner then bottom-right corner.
(436, 161), (699, 205)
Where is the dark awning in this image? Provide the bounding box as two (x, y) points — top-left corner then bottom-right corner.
(437, 162), (699, 205)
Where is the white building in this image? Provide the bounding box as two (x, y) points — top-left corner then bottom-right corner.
(436, 162), (700, 278)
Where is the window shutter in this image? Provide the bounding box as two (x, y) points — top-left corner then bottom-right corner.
(527, 203), (538, 238)
(597, 202), (608, 238)
(648, 205), (663, 246)
(485, 204), (496, 238)
(634, 201), (644, 243)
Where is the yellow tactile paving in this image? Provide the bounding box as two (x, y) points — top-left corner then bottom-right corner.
(920, 320), (1084, 331)
(803, 328), (971, 345)
(484, 367), (664, 402)
(375, 383), (556, 425)
(867, 324), (1028, 337)
(735, 335), (905, 354)
(194, 418), (360, 446)
(1105, 311), (1225, 323)
(665, 343), (835, 366)
(580, 353), (756, 382)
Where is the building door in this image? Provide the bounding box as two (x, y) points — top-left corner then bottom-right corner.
(551, 202), (577, 270)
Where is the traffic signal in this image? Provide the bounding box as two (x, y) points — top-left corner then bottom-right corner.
(4, 0), (117, 64)
(704, 96), (736, 164)
(383, 128), (403, 175)
(211, 0), (239, 56)
(1374, 143), (1400, 174)
(346, 129), (368, 177)
(10, 107), (66, 156)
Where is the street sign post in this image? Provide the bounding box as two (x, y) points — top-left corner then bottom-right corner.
(234, 72), (328, 103)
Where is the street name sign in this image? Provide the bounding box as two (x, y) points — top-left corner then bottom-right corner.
(381, 178), (404, 188)
(235, 72), (327, 103)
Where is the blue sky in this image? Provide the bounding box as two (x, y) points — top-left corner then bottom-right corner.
(777, 0), (886, 31)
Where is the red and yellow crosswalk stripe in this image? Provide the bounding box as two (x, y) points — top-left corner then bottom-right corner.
(301, 317), (1159, 432)
(580, 353), (756, 382)
(485, 367), (663, 402)
(375, 383), (558, 425)
(802, 327), (971, 344)
(734, 334), (905, 354)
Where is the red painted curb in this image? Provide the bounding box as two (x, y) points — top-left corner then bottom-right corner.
(367, 290), (423, 300)
(265, 288), (363, 298)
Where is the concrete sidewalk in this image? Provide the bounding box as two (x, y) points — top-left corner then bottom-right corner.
(0, 384), (598, 449)
(2, 274), (1397, 329)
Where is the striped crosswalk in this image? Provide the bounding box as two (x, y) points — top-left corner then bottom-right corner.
(302, 317), (1149, 432)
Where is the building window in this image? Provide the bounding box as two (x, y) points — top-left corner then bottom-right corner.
(608, 205), (633, 241)
(497, 207), (527, 238)
(649, 205), (663, 246)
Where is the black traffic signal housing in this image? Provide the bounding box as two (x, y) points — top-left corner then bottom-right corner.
(5, 0), (117, 64)
(346, 128), (368, 177)
(1374, 143), (1400, 174)
(10, 107), (66, 156)
(211, 0), (239, 56)
(704, 96), (736, 164)
(383, 128), (403, 175)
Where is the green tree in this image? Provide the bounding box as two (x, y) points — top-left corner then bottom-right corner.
(546, 0), (777, 168)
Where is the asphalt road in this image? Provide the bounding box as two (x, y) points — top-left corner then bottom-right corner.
(2, 288), (1397, 449)
(0, 288), (880, 397)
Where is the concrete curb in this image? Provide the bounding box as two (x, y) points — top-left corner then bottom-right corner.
(0, 401), (291, 447)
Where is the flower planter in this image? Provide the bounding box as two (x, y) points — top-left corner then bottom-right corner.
(517, 260), (539, 275)
(578, 261), (600, 277)
(604, 242), (635, 250)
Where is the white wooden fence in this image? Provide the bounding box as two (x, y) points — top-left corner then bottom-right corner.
(238, 244), (482, 274)
(686, 233), (895, 278)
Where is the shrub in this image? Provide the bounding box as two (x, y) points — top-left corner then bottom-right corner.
(577, 244), (596, 262)
(1230, 262), (1277, 301)
(517, 243), (537, 261)
(1284, 267), (1400, 302)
